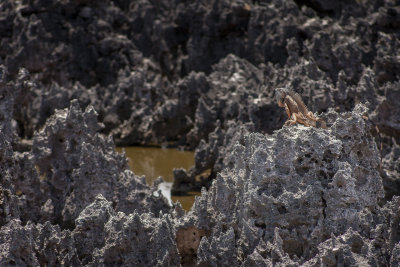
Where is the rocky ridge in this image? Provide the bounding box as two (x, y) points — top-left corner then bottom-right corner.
(1, 74), (399, 265)
(1, 0), (400, 266)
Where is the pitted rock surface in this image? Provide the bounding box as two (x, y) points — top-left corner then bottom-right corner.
(73, 195), (180, 266)
(186, 105), (390, 265)
(31, 100), (170, 227)
(1, 0), (400, 266)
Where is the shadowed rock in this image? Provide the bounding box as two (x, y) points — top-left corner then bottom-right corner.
(1, 0), (400, 265)
(31, 100), (171, 228)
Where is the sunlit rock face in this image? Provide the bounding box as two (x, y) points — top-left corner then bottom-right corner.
(190, 104), (388, 266)
(1, 0), (400, 265)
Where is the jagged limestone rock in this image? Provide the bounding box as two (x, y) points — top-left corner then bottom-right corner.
(189, 104), (385, 265)
(32, 100), (170, 227)
(73, 194), (181, 266)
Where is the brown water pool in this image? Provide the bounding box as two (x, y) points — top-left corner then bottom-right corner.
(116, 146), (199, 211)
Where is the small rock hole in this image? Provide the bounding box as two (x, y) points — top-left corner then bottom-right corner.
(351, 241), (363, 254)
(277, 205), (287, 214)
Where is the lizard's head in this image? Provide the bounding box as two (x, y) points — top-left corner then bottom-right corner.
(275, 88), (287, 107)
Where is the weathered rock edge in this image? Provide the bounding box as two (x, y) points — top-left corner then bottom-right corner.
(2, 88), (399, 266)
(2, 0), (399, 197)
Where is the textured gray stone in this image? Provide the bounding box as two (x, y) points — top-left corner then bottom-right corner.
(2, 0), (398, 149)
(1, 89), (399, 266)
(73, 194), (180, 266)
(1, 0), (400, 265)
(0, 219), (80, 266)
(31, 100), (170, 227)
(187, 104), (386, 265)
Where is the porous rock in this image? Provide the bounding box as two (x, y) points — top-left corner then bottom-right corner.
(1, 0), (400, 265)
(73, 194), (180, 266)
(187, 104), (387, 265)
(0, 194), (181, 266)
(381, 138), (400, 200)
(32, 100), (170, 227)
(0, 65), (15, 189)
(2, 1), (400, 176)
(0, 219), (80, 266)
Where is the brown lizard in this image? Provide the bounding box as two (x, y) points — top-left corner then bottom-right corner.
(275, 88), (327, 128)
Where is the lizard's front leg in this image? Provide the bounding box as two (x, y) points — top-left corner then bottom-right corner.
(284, 119), (297, 126)
(284, 104), (292, 120)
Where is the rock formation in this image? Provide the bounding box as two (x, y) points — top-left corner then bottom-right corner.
(1, 0), (400, 265)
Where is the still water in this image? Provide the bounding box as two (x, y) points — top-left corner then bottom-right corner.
(116, 147), (199, 211)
